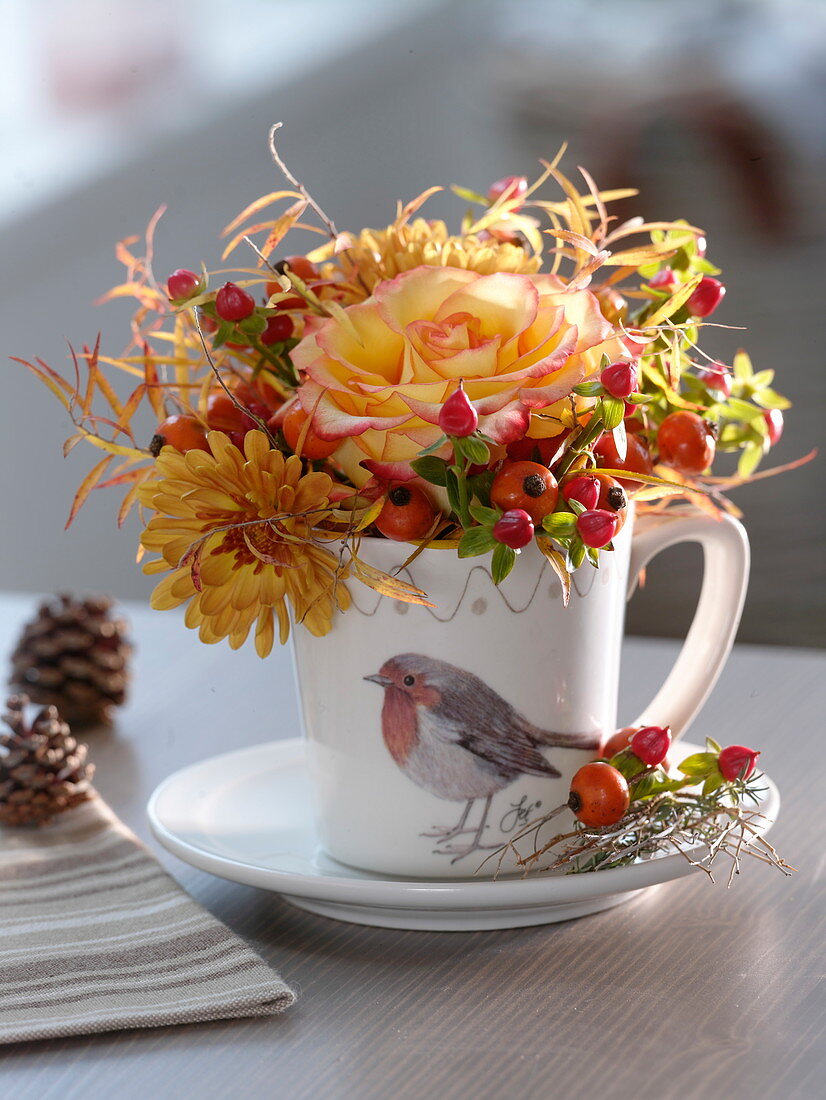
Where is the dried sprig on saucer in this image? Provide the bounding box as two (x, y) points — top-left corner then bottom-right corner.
(484, 727), (794, 886)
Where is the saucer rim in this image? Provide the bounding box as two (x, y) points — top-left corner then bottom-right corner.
(147, 737), (780, 910)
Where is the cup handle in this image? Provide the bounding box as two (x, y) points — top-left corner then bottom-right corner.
(626, 511), (750, 739)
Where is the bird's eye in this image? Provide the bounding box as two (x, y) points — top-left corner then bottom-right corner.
(403, 674), (415, 687)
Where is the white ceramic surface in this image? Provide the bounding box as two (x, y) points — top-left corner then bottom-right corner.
(147, 737), (779, 932)
(290, 512), (750, 878)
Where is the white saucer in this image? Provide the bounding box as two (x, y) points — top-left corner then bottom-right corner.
(147, 738), (780, 931)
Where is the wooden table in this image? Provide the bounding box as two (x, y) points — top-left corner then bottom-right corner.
(1, 593), (823, 1098)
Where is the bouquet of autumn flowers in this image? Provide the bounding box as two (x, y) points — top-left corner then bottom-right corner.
(19, 128), (802, 656)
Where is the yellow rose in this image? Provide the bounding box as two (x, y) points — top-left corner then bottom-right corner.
(292, 266), (622, 481)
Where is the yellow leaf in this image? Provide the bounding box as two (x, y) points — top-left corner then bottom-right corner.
(220, 190), (304, 239)
(65, 456), (112, 528)
(83, 435), (146, 459)
(535, 536), (571, 607)
(351, 553), (434, 607)
(644, 274), (702, 328)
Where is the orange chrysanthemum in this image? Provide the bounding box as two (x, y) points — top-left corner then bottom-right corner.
(139, 431), (349, 655)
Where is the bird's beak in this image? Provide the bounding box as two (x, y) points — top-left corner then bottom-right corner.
(364, 673), (392, 687)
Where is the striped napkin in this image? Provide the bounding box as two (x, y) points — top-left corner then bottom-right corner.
(0, 796), (295, 1043)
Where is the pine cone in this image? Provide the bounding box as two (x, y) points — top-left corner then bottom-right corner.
(0, 695), (95, 827)
(10, 594), (131, 726)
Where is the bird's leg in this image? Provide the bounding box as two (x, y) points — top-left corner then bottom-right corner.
(443, 795), (500, 863)
(421, 799), (475, 842)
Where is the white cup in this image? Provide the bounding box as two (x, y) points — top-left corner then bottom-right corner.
(291, 510), (749, 878)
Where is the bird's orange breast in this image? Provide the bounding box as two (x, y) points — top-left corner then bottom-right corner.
(381, 687), (418, 766)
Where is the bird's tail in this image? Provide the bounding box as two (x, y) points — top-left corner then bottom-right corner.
(530, 727), (602, 751)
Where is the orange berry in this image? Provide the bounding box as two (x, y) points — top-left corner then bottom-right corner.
(568, 762), (630, 828)
(281, 403), (339, 460)
(594, 431), (654, 492)
(491, 460), (558, 522)
(149, 415), (209, 456)
(657, 411), (716, 476)
(205, 391), (254, 434)
(601, 727), (638, 758)
(375, 485), (436, 541)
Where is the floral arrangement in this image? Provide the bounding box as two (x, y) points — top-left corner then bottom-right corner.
(487, 725), (793, 884)
(18, 126), (807, 656)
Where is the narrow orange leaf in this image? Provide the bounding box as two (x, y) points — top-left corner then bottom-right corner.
(220, 190), (304, 239)
(65, 456), (112, 528)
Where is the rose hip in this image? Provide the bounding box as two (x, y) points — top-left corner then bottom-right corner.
(568, 762), (630, 827)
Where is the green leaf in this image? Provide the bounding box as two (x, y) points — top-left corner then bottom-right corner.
(569, 539), (586, 570)
(601, 396), (625, 430)
(678, 752), (718, 778)
(469, 469), (495, 507)
(450, 184), (488, 206)
(624, 392), (649, 405)
(573, 380), (604, 397)
(239, 313), (267, 336)
(458, 527), (497, 558)
(411, 456), (449, 487)
(211, 321), (235, 349)
(542, 512), (577, 536)
(567, 497), (586, 516)
(469, 503), (500, 526)
(703, 773), (726, 796)
(612, 419), (628, 463)
(455, 433), (490, 466)
(750, 369), (775, 389)
(705, 736), (722, 753)
(586, 546), (600, 568)
(752, 388), (791, 411)
(445, 465), (461, 516)
(417, 434), (449, 457)
(733, 349), (754, 380)
(737, 441), (763, 478)
(491, 541), (517, 584)
(725, 396), (767, 422)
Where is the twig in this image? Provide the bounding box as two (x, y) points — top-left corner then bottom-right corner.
(269, 123), (338, 240)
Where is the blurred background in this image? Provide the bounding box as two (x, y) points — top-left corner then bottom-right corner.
(1, 0), (823, 646)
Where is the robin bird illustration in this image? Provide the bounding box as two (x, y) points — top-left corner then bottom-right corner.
(365, 653), (600, 861)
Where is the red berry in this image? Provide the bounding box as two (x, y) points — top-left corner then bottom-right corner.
(697, 362), (732, 398)
(718, 745), (760, 782)
(562, 473), (600, 511)
(649, 268), (678, 290)
(687, 276), (726, 318)
(601, 360), (638, 399)
(375, 485), (436, 541)
(491, 461), (558, 523)
(493, 509), (534, 549)
(215, 282), (256, 322)
(576, 509), (618, 549)
(167, 269), (200, 300)
(764, 408), (784, 447)
(568, 762), (630, 827)
(487, 175), (528, 209)
(657, 411), (716, 476)
(439, 382), (478, 437)
(630, 725), (672, 766)
(261, 313), (294, 345)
